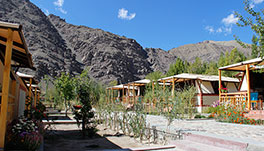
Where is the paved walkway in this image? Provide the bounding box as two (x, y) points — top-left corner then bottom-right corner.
(146, 115), (264, 145)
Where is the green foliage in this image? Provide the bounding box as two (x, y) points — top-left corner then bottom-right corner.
(166, 48), (246, 77)
(217, 48), (246, 77)
(145, 71), (165, 81)
(188, 57), (206, 74)
(109, 80), (118, 87)
(204, 62), (218, 75)
(54, 73), (75, 116)
(210, 104), (260, 125)
(235, 0), (264, 57)
(166, 58), (187, 76)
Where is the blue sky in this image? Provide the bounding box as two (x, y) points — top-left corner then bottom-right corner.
(30, 0), (264, 50)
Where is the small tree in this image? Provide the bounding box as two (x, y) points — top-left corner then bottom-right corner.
(235, 0), (264, 57)
(166, 58), (187, 76)
(73, 69), (98, 138)
(54, 73), (75, 116)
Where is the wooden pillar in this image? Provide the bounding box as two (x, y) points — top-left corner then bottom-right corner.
(163, 80), (165, 92)
(197, 80), (203, 108)
(152, 81), (155, 106)
(128, 84), (130, 104)
(34, 87), (37, 107)
(122, 85), (124, 103)
(218, 70), (222, 102)
(133, 83), (135, 104)
(0, 28), (13, 149)
(111, 88), (113, 104)
(37, 92), (40, 104)
(163, 80), (165, 102)
(246, 65), (251, 110)
(172, 78), (175, 97)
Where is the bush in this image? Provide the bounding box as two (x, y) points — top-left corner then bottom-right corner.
(5, 117), (44, 151)
(209, 103), (260, 125)
(194, 114), (206, 118)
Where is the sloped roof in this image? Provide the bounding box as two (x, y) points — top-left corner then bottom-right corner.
(159, 73), (239, 83)
(0, 21), (34, 69)
(107, 84), (138, 90)
(219, 58), (264, 71)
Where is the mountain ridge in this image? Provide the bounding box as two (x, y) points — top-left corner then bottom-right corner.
(0, 0), (251, 84)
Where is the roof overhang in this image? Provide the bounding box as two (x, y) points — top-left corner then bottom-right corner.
(219, 58), (264, 71)
(0, 21), (34, 69)
(158, 73), (239, 83)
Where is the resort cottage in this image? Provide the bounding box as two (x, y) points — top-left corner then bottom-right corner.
(0, 21), (39, 150)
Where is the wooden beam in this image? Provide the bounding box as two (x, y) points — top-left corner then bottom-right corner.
(218, 70), (222, 102)
(128, 84), (130, 104)
(28, 78), (32, 111)
(34, 87), (37, 107)
(122, 85), (124, 103)
(111, 88), (113, 104)
(246, 64), (251, 110)
(133, 83), (135, 104)
(0, 28), (13, 149)
(172, 78), (175, 97)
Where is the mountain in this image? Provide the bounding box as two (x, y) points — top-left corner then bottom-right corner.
(0, 0), (83, 80)
(48, 15), (153, 84)
(169, 40), (250, 63)
(0, 0), (252, 84)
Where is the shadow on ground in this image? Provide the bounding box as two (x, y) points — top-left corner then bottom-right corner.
(44, 129), (127, 151)
(45, 115), (72, 121)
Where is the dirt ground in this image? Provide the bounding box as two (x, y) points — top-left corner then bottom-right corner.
(44, 124), (158, 151)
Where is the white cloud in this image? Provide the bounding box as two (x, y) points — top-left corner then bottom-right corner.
(205, 26), (232, 35)
(216, 28), (222, 33)
(205, 13), (237, 35)
(56, 7), (67, 14)
(253, 0), (264, 4)
(54, 0), (64, 7)
(118, 8), (136, 20)
(53, 0), (67, 14)
(222, 14), (239, 26)
(44, 9), (50, 16)
(205, 26), (215, 33)
(250, 0), (264, 8)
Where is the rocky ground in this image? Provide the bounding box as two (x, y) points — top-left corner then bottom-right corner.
(44, 124), (160, 151)
(146, 115), (264, 144)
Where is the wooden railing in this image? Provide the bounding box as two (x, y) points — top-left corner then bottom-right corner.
(220, 91), (264, 110)
(220, 91), (248, 110)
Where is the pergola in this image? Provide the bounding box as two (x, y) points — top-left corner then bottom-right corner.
(17, 72), (41, 107)
(218, 58), (264, 110)
(0, 21), (34, 150)
(159, 73), (239, 95)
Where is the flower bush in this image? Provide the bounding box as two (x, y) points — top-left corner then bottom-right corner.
(24, 101), (47, 121)
(209, 102), (261, 125)
(218, 87), (228, 93)
(5, 117), (44, 151)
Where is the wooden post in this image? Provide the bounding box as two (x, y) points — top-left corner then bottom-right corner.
(172, 78), (175, 97)
(122, 85), (124, 103)
(246, 65), (251, 110)
(37, 92), (40, 104)
(28, 78), (32, 111)
(133, 83), (135, 104)
(111, 88), (113, 104)
(0, 28), (13, 149)
(128, 84), (130, 104)
(34, 87), (37, 107)
(152, 81), (155, 107)
(218, 70), (222, 103)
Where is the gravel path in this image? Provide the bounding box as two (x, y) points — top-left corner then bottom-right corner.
(146, 115), (264, 144)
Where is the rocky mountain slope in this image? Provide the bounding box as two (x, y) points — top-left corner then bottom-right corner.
(0, 0), (83, 80)
(48, 15), (153, 84)
(169, 40), (250, 63)
(0, 0), (251, 84)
